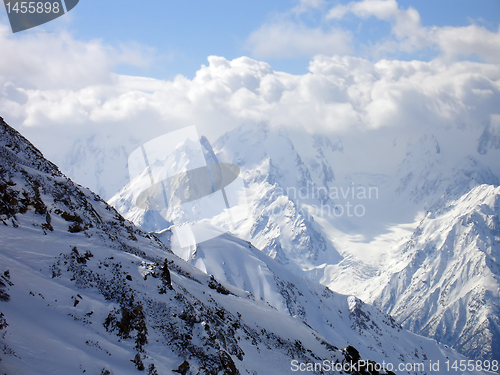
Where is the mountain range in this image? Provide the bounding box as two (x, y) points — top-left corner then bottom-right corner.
(1, 116), (485, 373)
(109, 121), (500, 365)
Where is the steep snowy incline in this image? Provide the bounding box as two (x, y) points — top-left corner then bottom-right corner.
(373, 184), (500, 362)
(156, 224), (478, 372)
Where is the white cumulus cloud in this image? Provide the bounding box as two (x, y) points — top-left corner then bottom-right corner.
(326, 0), (500, 62)
(247, 21), (352, 59)
(0, 15), (499, 197)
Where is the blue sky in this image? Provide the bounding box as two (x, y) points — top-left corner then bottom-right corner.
(3, 0), (499, 78)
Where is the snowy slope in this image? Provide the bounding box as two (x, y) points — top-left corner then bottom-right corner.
(373, 184), (500, 362)
(0, 117), (482, 374)
(157, 224), (479, 373)
(322, 137), (500, 363)
(0, 117), (346, 374)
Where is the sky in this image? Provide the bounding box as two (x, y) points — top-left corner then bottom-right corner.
(0, 0), (499, 197)
(1, 0), (499, 78)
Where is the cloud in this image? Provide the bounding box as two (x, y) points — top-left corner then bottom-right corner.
(326, 0), (500, 63)
(326, 5), (350, 20)
(350, 0), (399, 20)
(434, 25), (500, 63)
(2, 23), (499, 136)
(247, 21), (352, 59)
(0, 17), (499, 197)
(3, 46), (499, 142)
(327, 0), (429, 54)
(292, 0), (328, 15)
(247, 0), (500, 64)
(0, 23), (156, 90)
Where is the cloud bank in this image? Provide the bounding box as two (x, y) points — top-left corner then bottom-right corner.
(2, 34), (498, 141)
(0, 0), (499, 196)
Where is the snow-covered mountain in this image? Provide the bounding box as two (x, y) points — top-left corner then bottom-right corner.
(1, 117), (479, 374)
(156, 224), (472, 371)
(109, 121), (500, 364)
(111, 124), (344, 279)
(322, 137), (500, 363)
(373, 184), (500, 362)
(392, 134), (499, 212)
(324, 184), (500, 363)
(62, 133), (138, 201)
